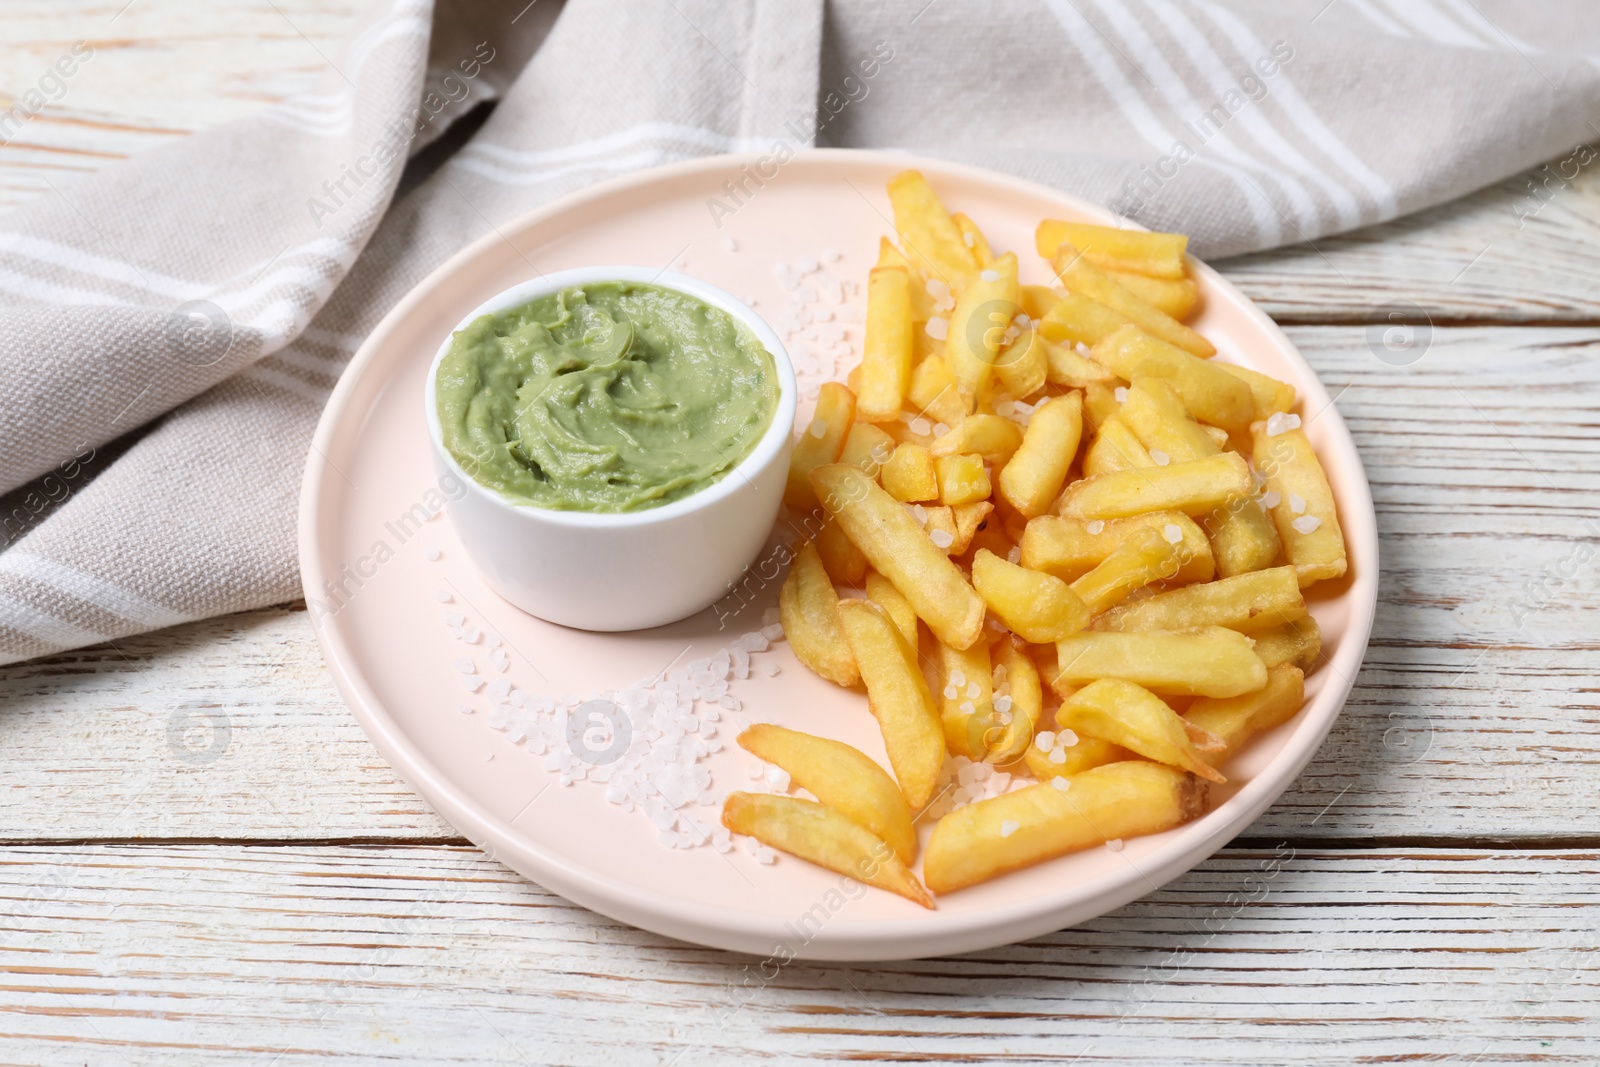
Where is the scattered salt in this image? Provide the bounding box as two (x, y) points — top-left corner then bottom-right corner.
(1262, 490), (1282, 509)
(755, 847), (777, 865)
(1048, 747), (1067, 764)
(424, 545), (441, 561)
(722, 234), (738, 252)
(1086, 520), (1105, 535)
(764, 766), (791, 791)
(434, 589), (452, 603)
(909, 417), (932, 436)
(944, 685), (959, 700)
(1107, 838), (1125, 852)
(453, 658), (475, 674)
(1051, 777), (1071, 793)
(807, 418), (827, 439)
(1292, 515), (1323, 534)
(925, 317), (949, 340)
(1000, 820), (1020, 838)
(1037, 730), (1056, 751)
(966, 681), (981, 699)
(994, 695), (1013, 713)
(979, 269), (1001, 283)
(443, 612), (464, 627)
(1163, 523), (1183, 544)
(456, 705), (474, 715)
(460, 676), (484, 693)
(1265, 412), (1302, 437)
(1150, 449), (1170, 466)
(1114, 387), (1128, 403)
(963, 232), (976, 248)
(1289, 493), (1307, 515)
(1007, 546), (1022, 564)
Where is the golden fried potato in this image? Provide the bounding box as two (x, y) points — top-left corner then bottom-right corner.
(857, 267), (915, 423)
(779, 540), (858, 686)
(929, 414), (1024, 465)
(971, 548), (1092, 644)
(836, 599), (947, 809)
(864, 568), (918, 647)
(1021, 511), (1213, 585)
(1090, 326), (1249, 430)
(923, 762), (1207, 893)
(785, 381), (855, 512)
(1053, 627), (1268, 698)
(723, 792), (932, 908)
(1056, 679), (1225, 783)
(1185, 665), (1305, 762)
(887, 169), (979, 295)
(1056, 451), (1253, 520)
(1252, 420), (1347, 587)
(1095, 565), (1306, 634)
(999, 392), (1083, 518)
(1036, 220), (1188, 279)
(1053, 245), (1214, 357)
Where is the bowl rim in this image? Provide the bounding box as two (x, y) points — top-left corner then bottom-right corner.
(422, 265), (799, 528)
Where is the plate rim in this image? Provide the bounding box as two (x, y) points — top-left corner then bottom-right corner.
(297, 147), (1379, 960)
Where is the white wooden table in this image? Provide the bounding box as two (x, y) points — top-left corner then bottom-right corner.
(4, 4), (1599, 1063)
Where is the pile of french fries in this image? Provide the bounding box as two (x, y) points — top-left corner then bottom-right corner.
(720, 171), (1347, 906)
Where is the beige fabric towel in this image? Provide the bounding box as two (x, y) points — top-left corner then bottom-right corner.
(2, 0), (1597, 663)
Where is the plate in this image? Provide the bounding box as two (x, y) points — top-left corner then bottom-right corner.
(298, 149), (1377, 961)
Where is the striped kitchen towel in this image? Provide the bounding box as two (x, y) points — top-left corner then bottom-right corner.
(2, 0), (1598, 663)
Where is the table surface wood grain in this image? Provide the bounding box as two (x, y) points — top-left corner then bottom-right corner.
(3, 3), (1598, 1064)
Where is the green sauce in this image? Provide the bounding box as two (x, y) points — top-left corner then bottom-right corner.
(435, 281), (779, 513)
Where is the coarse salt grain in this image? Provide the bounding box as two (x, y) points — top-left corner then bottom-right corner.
(1086, 520), (1105, 535)
(944, 685), (959, 699)
(1007, 546), (1022, 564)
(1107, 838), (1125, 852)
(424, 546), (441, 561)
(453, 658), (475, 674)
(434, 589), (452, 603)
(1289, 493), (1307, 515)
(1114, 386), (1128, 403)
(966, 681), (981, 699)
(1262, 490), (1282, 509)
(722, 234), (738, 252)
(1150, 449), (1170, 466)
(950, 670), (966, 687)
(963, 232), (976, 248)
(932, 422), (950, 436)
(1051, 777), (1071, 793)
(909, 417), (932, 436)
(755, 847), (777, 865)
(461, 676), (484, 693)
(1000, 820), (1020, 838)
(443, 612), (464, 627)
(1058, 728), (1079, 747)
(980, 269), (1001, 283)
(1292, 515), (1323, 534)
(1265, 412), (1302, 437)
(1163, 523), (1183, 544)
(1037, 730), (1056, 751)
(807, 418), (827, 439)
(925, 317), (949, 340)
(456, 705), (474, 715)
(1048, 747), (1067, 764)
(930, 528), (954, 549)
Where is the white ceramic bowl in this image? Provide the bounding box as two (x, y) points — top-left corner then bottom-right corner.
(422, 267), (797, 631)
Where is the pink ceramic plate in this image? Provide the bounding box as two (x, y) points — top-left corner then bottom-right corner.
(298, 149), (1377, 961)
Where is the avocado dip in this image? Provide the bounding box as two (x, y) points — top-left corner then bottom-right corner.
(434, 281), (779, 513)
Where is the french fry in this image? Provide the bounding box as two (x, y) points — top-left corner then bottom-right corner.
(814, 516), (868, 586)
(1056, 679), (1225, 783)
(1185, 665), (1305, 762)
(722, 792), (933, 908)
(811, 464), (986, 650)
(738, 724), (918, 863)
(998, 391), (1084, 518)
(864, 569), (918, 647)
(1068, 524), (1180, 615)
(1036, 220), (1189, 279)
(923, 762), (1207, 893)
(1057, 451), (1253, 520)
(1249, 615), (1322, 670)
(1252, 421), (1348, 586)
(994, 326), (1048, 399)
(1096, 565), (1306, 634)
(946, 252), (1020, 397)
(1053, 626), (1268, 698)
(1215, 361), (1296, 419)
(935, 452), (991, 506)
(1042, 337), (1116, 389)
(1082, 380), (1123, 432)
(929, 414), (1024, 465)
(971, 548), (1092, 644)
(961, 523), (1014, 567)
(1105, 269), (1200, 320)
(936, 636), (997, 761)
(1090, 326), (1250, 430)
(857, 267), (915, 423)
(1053, 244), (1215, 357)
(1083, 414), (1154, 476)
(951, 211), (994, 267)
(785, 381), (855, 512)
(1022, 511), (1214, 585)
(907, 355), (969, 428)
(1037, 290), (1133, 349)
(887, 169), (979, 294)
(875, 236), (937, 323)
(835, 599), (946, 808)
(989, 638), (1043, 765)
(1023, 732), (1131, 779)
(1119, 378), (1281, 576)
(838, 421), (896, 478)
(1021, 284), (1063, 321)
(779, 541), (858, 686)
(951, 500), (992, 556)
(880, 442), (939, 502)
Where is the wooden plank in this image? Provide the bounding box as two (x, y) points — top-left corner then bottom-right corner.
(5, 3), (1600, 324)
(2, 327), (1597, 845)
(0, 843), (1593, 1063)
